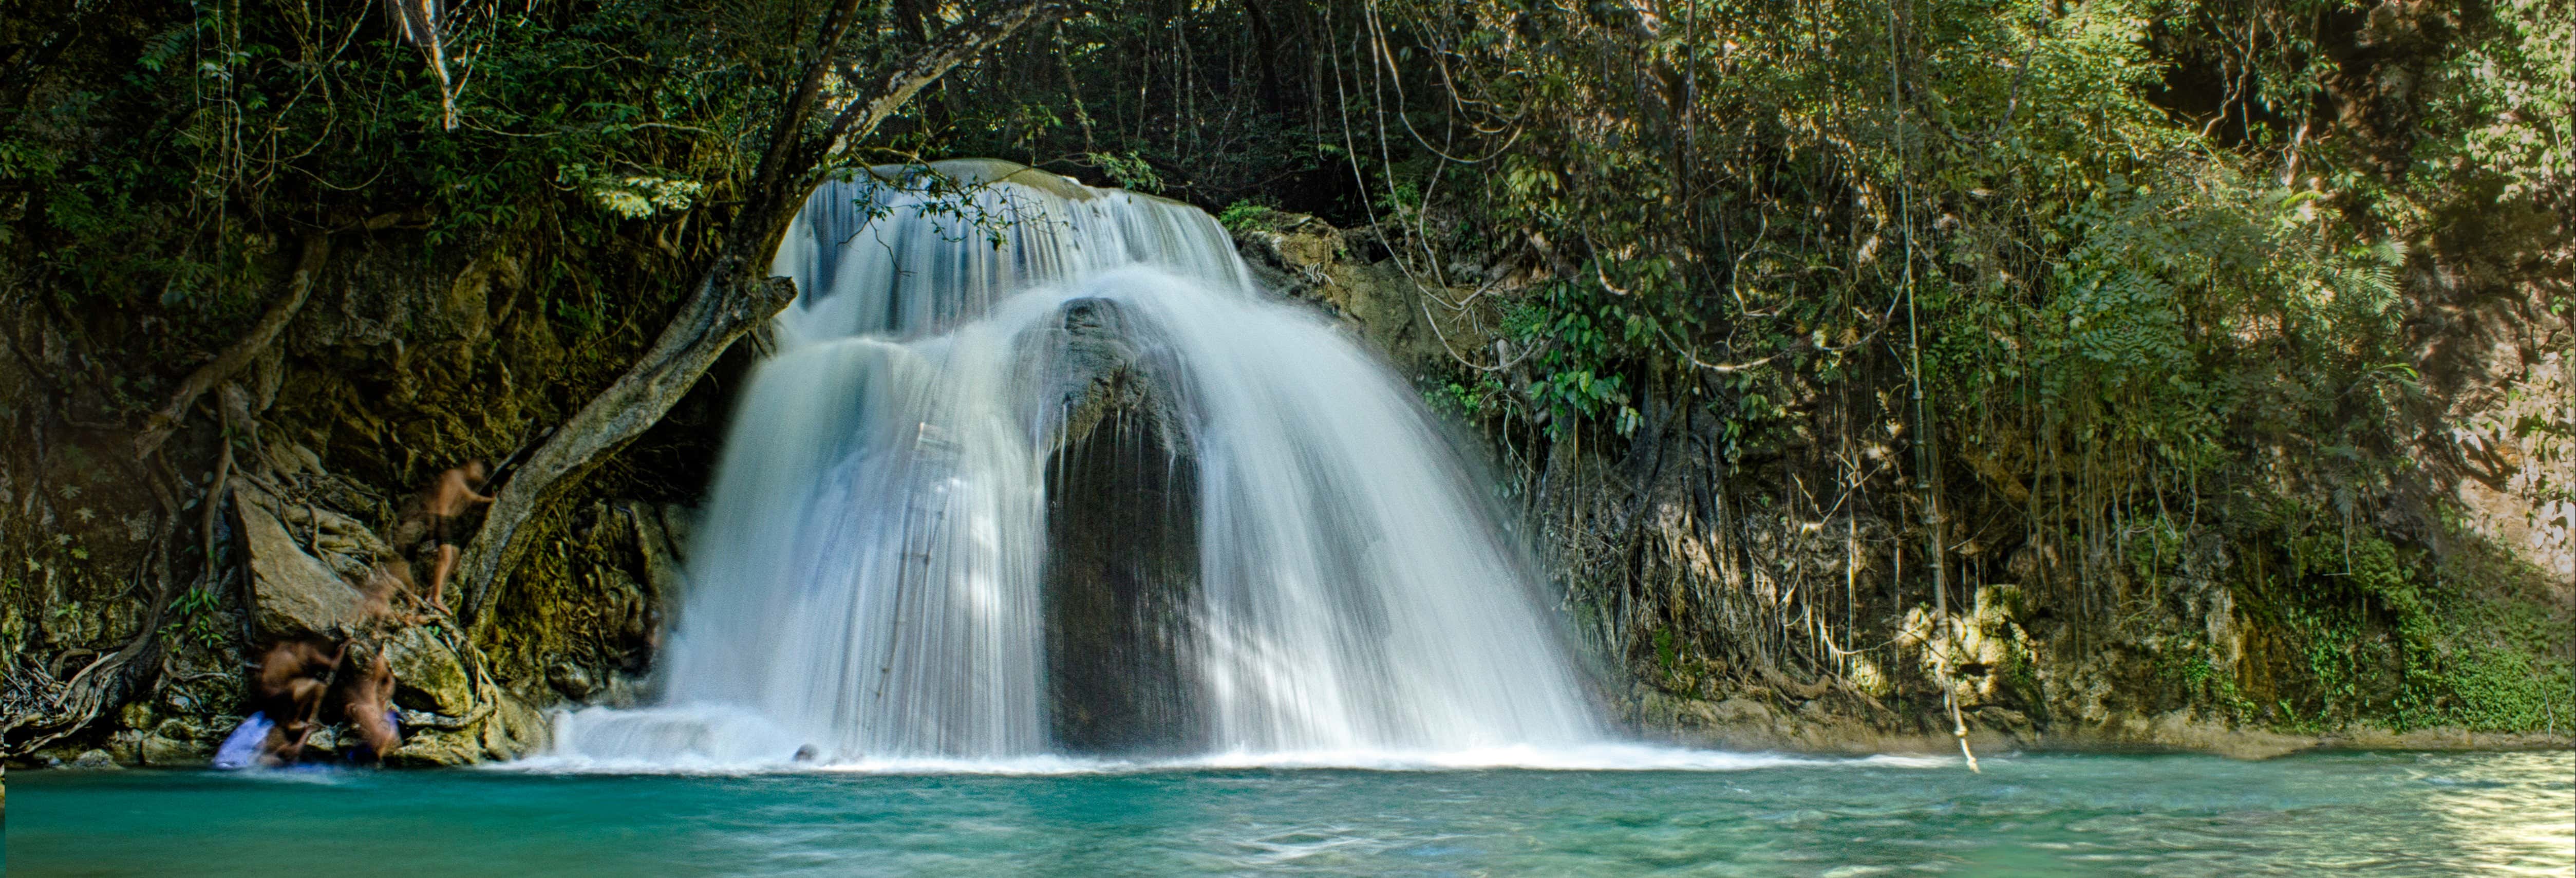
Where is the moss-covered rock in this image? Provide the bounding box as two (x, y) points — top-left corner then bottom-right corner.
(385, 625), (474, 718)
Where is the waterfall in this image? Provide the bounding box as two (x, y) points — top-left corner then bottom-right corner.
(551, 160), (1604, 768)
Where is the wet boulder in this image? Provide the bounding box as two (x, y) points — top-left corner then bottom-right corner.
(548, 662), (595, 700)
(1022, 296), (1191, 453)
(1020, 297), (1207, 755)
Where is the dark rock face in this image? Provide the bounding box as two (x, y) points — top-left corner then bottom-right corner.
(1024, 298), (1206, 755)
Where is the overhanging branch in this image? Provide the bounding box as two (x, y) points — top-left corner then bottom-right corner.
(454, 0), (1056, 624)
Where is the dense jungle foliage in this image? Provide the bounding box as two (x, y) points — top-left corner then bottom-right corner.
(934, 0), (2576, 733)
(3, 0), (2567, 751)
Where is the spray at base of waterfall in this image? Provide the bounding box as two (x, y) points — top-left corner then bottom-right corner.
(531, 705), (1945, 774)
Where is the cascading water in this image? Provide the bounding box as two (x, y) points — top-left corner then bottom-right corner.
(551, 160), (1606, 768)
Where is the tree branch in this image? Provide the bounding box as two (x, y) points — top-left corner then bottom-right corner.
(745, 0), (877, 219)
(459, 268), (797, 624)
(804, 2), (1065, 171)
(454, 0), (1056, 623)
(0, 0), (102, 108)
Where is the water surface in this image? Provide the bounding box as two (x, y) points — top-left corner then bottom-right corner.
(11, 750), (2570, 876)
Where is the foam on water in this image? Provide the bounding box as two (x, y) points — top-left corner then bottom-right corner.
(533, 701), (1924, 774)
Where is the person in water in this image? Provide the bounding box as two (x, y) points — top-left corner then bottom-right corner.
(421, 460), (495, 613)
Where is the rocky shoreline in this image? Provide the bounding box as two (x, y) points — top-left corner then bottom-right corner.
(1629, 686), (2574, 761)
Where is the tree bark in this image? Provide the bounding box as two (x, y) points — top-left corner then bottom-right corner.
(457, 1), (1059, 623)
(133, 234), (331, 461)
(458, 259), (791, 623)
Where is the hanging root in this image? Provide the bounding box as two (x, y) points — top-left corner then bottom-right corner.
(5, 498), (193, 757)
(1946, 687), (1981, 773)
(133, 235), (330, 461)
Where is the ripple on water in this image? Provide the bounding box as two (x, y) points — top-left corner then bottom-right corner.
(4, 750), (2570, 877)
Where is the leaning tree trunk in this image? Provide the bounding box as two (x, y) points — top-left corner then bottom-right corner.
(457, 1), (1060, 623)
